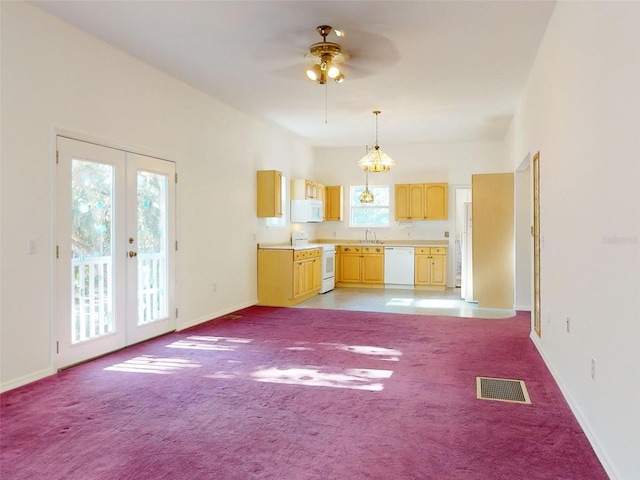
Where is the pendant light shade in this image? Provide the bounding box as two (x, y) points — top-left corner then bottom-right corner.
(359, 168), (375, 204)
(357, 111), (397, 172)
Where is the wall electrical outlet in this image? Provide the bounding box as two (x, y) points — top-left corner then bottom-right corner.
(444, 231), (450, 238)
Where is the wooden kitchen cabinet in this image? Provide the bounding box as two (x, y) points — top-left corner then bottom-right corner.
(395, 184), (425, 220)
(258, 248), (322, 306)
(338, 245), (384, 286)
(395, 183), (448, 220)
(324, 185), (343, 221)
(291, 179), (318, 199)
(257, 170), (282, 218)
(415, 247), (447, 290)
(425, 183), (448, 220)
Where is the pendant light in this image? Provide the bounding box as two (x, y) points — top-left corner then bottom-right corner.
(359, 170), (374, 204)
(359, 148), (375, 204)
(357, 111), (397, 172)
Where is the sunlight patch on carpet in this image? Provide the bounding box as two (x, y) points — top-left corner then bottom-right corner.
(476, 377), (531, 404)
(105, 355), (201, 374)
(329, 344), (402, 361)
(251, 366), (393, 391)
(166, 335), (252, 351)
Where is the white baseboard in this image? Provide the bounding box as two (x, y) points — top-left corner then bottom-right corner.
(177, 299), (257, 331)
(1, 368), (56, 394)
(515, 304), (532, 311)
(529, 332), (620, 480)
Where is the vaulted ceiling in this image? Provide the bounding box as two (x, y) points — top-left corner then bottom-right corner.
(32, 1), (556, 147)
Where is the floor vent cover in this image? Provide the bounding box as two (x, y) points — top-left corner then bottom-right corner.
(476, 377), (531, 404)
(222, 314), (242, 320)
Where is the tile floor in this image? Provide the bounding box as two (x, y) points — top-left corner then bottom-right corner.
(294, 287), (519, 319)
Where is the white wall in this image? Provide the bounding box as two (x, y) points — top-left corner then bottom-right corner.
(0, 2), (314, 390)
(312, 142), (508, 287)
(505, 2), (640, 478)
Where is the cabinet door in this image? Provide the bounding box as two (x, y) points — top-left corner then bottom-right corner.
(340, 254), (362, 283)
(425, 183), (448, 220)
(304, 259), (315, 293)
(415, 254), (431, 285)
(311, 257), (322, 290)
(362, 254), (384, 283)
(325, 185), (343, 221)
(257, 170), (282, 217)
(430, 255), (446, 285)
(395, 184), (411, 220)
(409, 184), (425, 219)
(293, 260), (305, 298)
(305, 180), (314, 199)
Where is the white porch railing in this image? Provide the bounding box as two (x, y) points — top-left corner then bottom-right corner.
(72, 256), (113, 343)
(72, 253), (167, 344)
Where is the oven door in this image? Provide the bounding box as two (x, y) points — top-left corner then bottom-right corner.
(322, 248), (335, 279)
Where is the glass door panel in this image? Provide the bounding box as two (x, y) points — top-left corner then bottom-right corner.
(137, 170), (169, 324)
(71, 159), (115, 343)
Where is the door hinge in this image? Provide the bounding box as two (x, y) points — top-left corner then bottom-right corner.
(175, 307), (179, 318)
(175, 173), (178, 183)
(56, 150), (59, 164)
(175, 241), (178, 251)
(56, 341), (59, 354)
(56, 245), (59, 258)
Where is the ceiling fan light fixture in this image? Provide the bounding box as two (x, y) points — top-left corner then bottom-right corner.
(306, 64), (322, 81)
(357, 111), (397, 172)
(334, 73), (345, 83)
(306, 25), (347, 84)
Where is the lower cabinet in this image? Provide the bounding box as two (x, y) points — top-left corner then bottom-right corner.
(258, 248), (322, 306)
(338, 246), (384, 286)
(415, 247), (447, 290)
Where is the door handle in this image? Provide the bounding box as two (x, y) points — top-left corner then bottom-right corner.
(128, 251), (137, 258)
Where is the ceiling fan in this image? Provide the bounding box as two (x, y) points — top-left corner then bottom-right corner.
(305, 25), (349, 84)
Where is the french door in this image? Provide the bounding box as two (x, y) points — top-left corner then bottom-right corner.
(55, 137), (176, 369)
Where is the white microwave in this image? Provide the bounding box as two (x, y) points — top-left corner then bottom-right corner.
(290, 199), (323, 223)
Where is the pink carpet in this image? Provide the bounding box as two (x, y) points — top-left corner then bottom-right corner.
(1, 307), (608, 479)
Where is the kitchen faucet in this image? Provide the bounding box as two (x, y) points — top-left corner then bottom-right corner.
(365, 228), (377, 244)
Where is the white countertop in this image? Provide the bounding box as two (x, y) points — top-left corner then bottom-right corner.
(258, 243), (331, 251)
(258, 241), (448, 251)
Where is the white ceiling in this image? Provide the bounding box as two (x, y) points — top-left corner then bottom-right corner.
(31, 1), (556, 148)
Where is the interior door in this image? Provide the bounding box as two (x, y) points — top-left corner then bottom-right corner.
(472, 173), (514, 309)
(532, 151), (541, 336)
(55, 137), (176, 369)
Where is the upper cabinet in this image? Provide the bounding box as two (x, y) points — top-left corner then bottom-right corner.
(395, 183), (448, 221)
(257, 170), (282, 218)
(395, 184), (425, 220)
(324, 185), (343, 221)
(291, 179), (319, 200)
(424, 183), (448, 220)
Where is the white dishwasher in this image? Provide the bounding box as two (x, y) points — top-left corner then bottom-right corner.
(384, 247), (415, 286)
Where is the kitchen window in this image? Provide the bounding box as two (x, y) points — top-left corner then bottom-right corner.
(349, 185), (390, 227)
